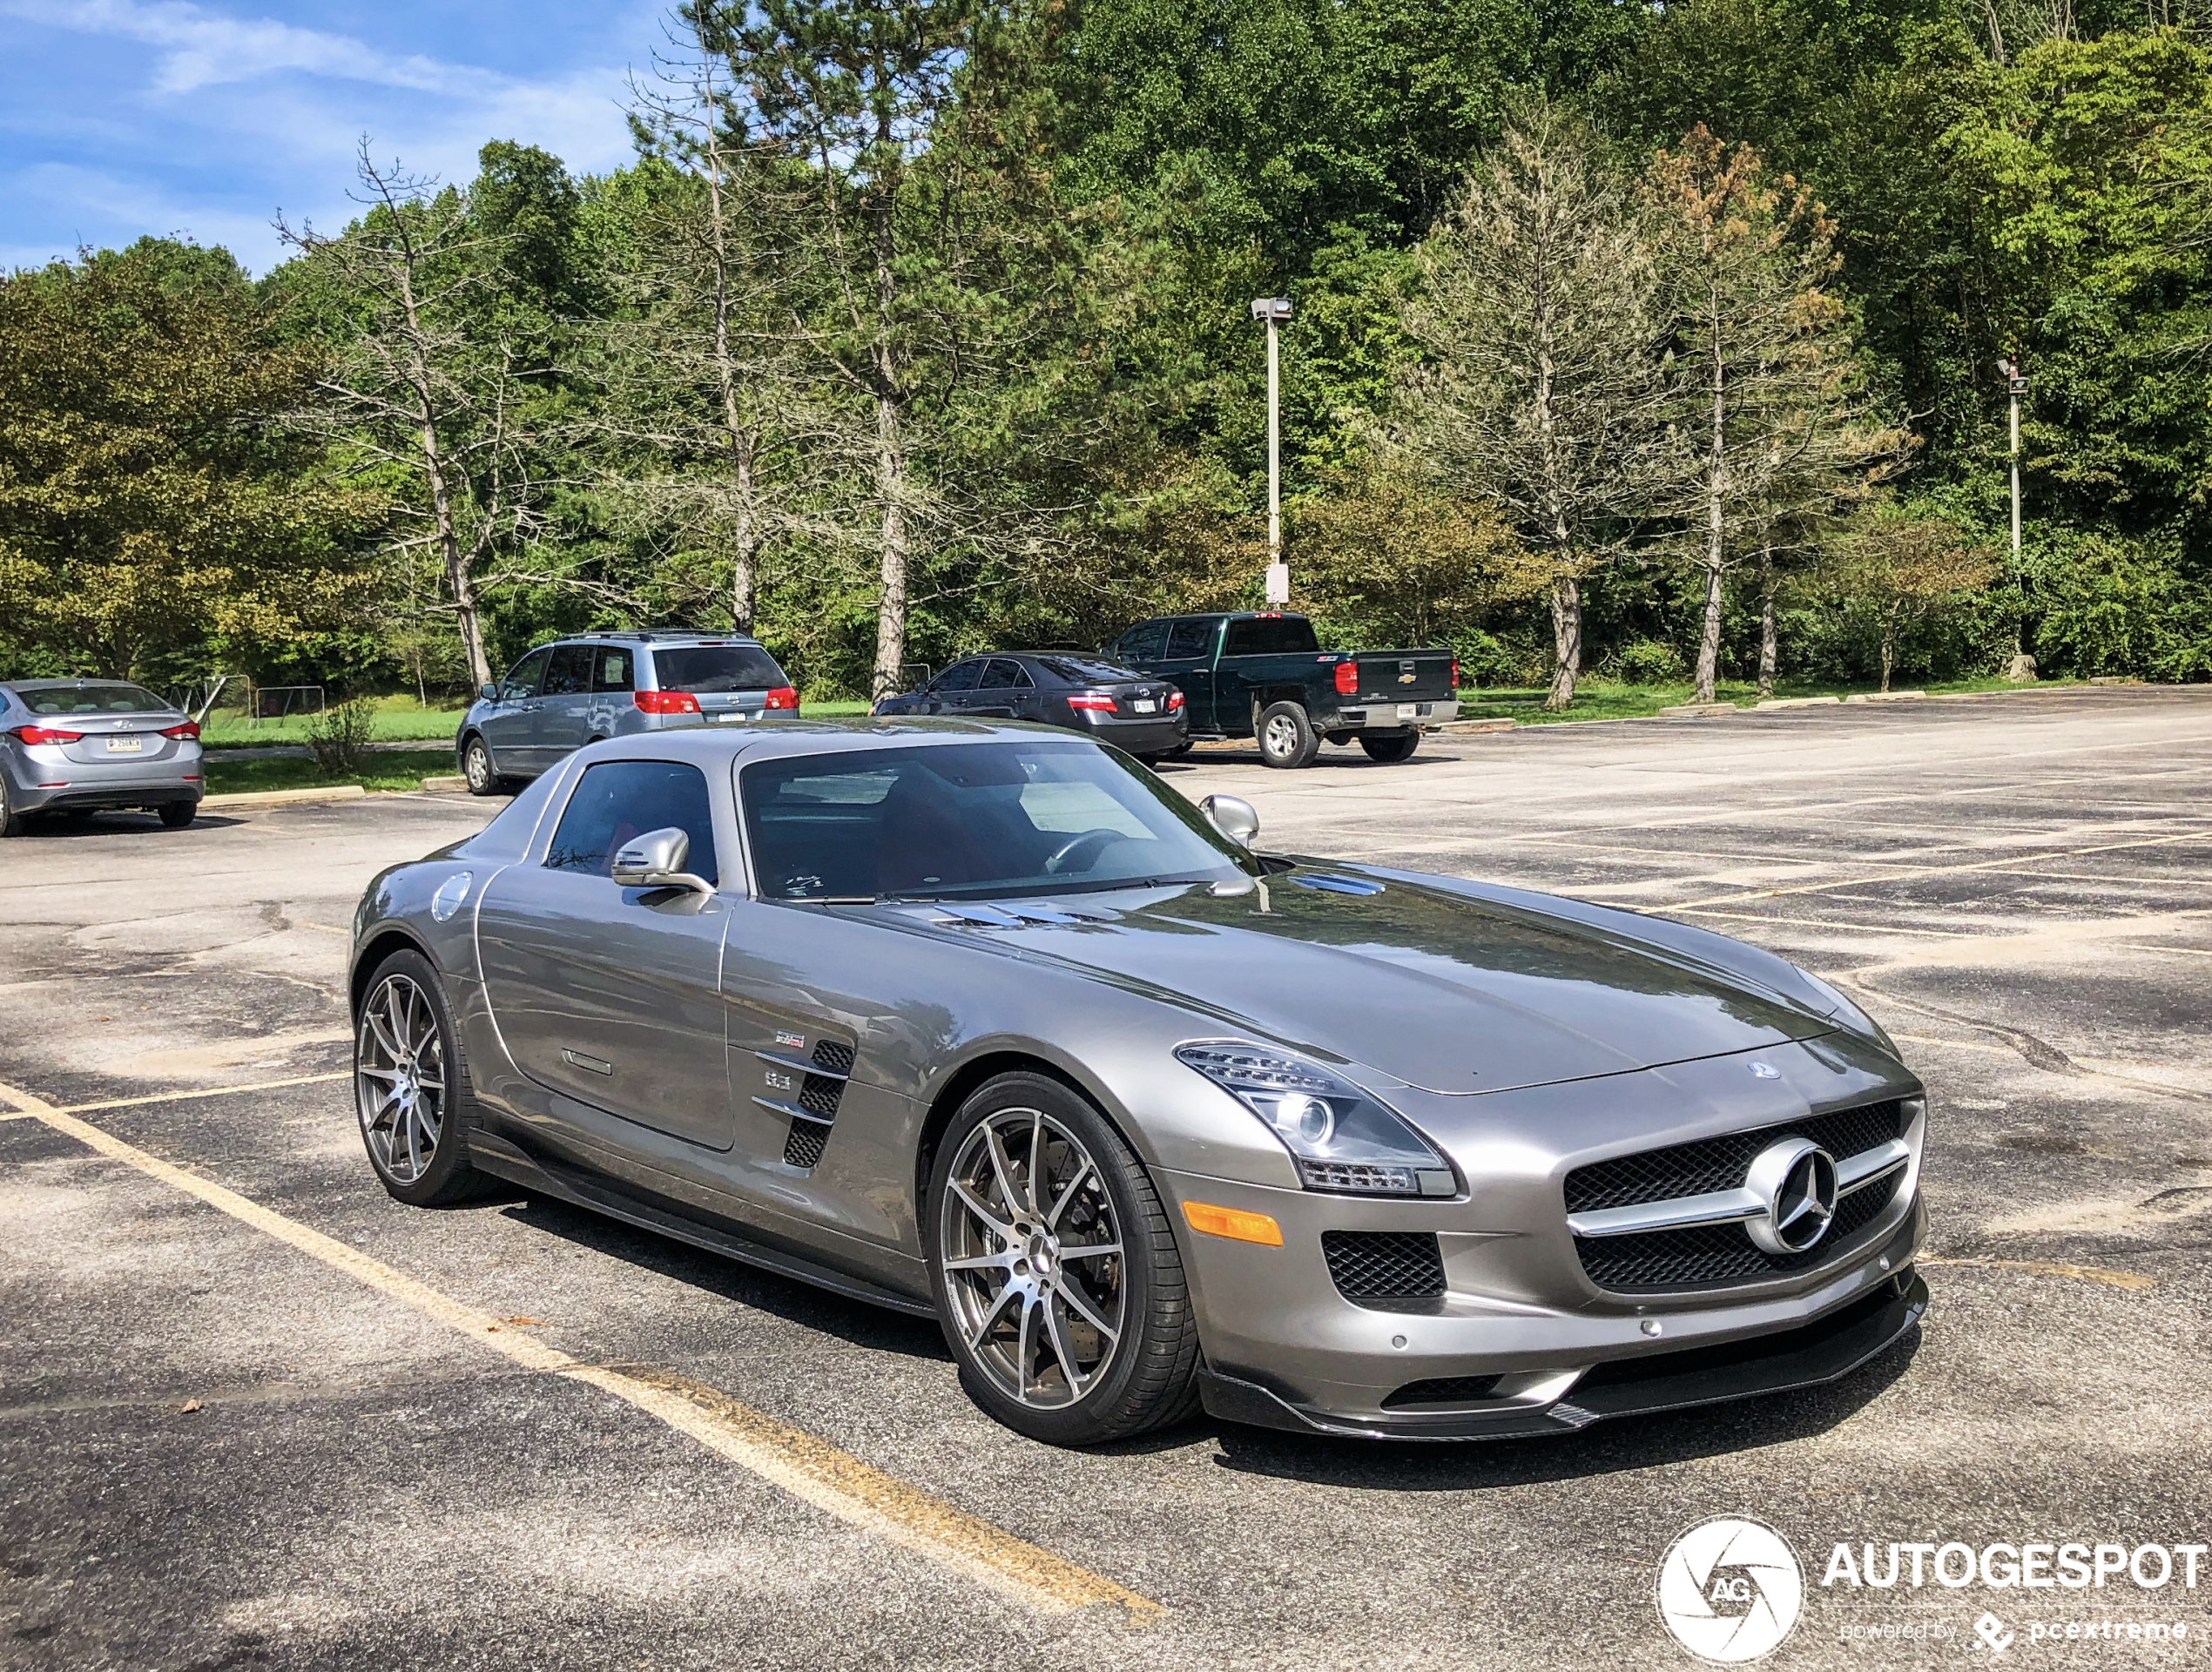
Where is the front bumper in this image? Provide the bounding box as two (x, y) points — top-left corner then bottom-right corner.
(1198, 1268), (1927, 1440)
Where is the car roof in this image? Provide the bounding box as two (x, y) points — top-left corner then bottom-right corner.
(4, 677), (165, 692)
(583, 717), (1091, 765)
(536, 631), (768, 647)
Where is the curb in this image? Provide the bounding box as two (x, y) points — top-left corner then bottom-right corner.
(419, 775), (469, 792)
(1843, 690), (1926, 704)
(202, 785), (369, 811)
(1655, 702), (1738, 718)
(1428, 718), (1518, 735)
(1756, 695), (1841, 710)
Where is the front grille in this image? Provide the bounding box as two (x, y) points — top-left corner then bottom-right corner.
(1381, 1375), (1501, 1409)
(1575, 1172), (1902, 1291)
(811, 1040), (855, 1075)
(1565, 1101), (1905, 1215)
(782, 1118), (829, 1170)
(798, 1074), (844, 1119)
(1322, 1230), (1445, 1304)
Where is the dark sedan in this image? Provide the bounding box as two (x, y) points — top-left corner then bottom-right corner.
(873, 654), (1189, 763)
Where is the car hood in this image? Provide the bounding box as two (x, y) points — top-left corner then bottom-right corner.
(882, 871), (1834, 1095)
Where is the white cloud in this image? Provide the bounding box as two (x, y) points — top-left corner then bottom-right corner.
(2, 0), (501, 95)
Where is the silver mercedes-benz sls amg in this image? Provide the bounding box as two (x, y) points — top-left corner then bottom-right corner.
(349, 721), (1928, 1446)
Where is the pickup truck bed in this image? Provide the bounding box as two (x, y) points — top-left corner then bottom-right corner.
(1104, 612), (1458, 768)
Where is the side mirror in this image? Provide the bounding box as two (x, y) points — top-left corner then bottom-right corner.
(480, 682), (499, 703)
(611, 826), (714, 894)
(1200, 793), (1259, 849)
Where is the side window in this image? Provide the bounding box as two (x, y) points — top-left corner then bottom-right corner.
(500, 647), (552, 699)
(933, 660), (984, 692)
(544, 760), (718, 886)
(591, 649), (634, 693)
(979, 658), (1029, 690)
(541, 645), (591, 698)
(1117, 621), (1169, 661)
(1164, 619), (1217, 659)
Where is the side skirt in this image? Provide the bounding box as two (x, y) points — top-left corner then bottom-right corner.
(468, 1130), (938, 1319)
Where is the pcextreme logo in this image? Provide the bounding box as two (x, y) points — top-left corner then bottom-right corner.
(1656, 1515), (1806, 1663)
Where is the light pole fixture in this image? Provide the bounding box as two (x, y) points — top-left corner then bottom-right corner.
(1251, 296), (1293, 604)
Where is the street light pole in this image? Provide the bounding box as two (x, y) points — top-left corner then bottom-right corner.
(1997, 353), (2030, 666)
(1251, 297), (1293, 604)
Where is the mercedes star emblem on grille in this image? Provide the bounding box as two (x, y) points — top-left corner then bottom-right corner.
(1743, 1136), (1839, 1255)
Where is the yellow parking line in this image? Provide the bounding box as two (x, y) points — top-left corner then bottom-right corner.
(0, 1075), (1161, 1621)
(1919, 1255), (2155, 1291)
(53, 1071), (353, 1116)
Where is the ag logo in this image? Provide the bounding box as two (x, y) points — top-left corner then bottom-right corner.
(1656, 1515), (1804, 1663)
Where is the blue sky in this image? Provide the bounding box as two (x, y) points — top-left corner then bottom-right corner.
(0, 0), (668, 273)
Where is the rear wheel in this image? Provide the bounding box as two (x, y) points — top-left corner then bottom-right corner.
(354, 949), (485, 1206)
(461, 735), (502, 797)
(927, 1073), (1201, 1446)
(157, 802), (197, 829)
(1359, 729), (1420, 764)
(1256, 701), (1319, 769)
(0, 776), (22, 838)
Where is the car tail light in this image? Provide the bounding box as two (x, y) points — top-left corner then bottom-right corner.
(761, 685), (799, 711)
(1166, 689), (1185, 711)
(633, 690), (702, 715)
(160, 721), (199, 740)
(10, 725), (84, 745)
(1450, 657), (1460, 691)
(1332, 662), (1359, 696)
(1067, 693), (1117, 714)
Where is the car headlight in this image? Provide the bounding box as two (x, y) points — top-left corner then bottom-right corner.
(1175, 1042), (1457, 1197)
(1797, 970), (1899, 1058)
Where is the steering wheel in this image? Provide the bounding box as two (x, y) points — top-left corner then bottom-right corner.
(1042, 828), (1127, 876)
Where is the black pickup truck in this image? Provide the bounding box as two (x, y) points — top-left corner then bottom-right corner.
(1103, 612), (1458, 768)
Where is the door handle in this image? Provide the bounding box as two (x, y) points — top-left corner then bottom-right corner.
(562, 1047), (613, 1075)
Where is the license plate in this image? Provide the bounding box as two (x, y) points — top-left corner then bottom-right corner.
(713, 711), (748, 723)
(1132, 699), (1157, 714)
(1395, 703), (1420, 719)
(105, 736), (144, 753)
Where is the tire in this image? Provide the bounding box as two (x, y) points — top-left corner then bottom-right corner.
(354, 948), (486, 1207)
(158, 801), (197, 829)
(927, 1072), (1202, 1446)
(0, 775), (22, 838)
(460, 734), (502, 797)
(1256, 701), (1320, 770)
(1160, 741), (1194, 761)
(1358, 729), (1420, 764)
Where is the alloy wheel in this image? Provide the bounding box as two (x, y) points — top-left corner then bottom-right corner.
(938, 1108), (1126, 1408)
(1264, 713), (1300, 758)
(463, 738), (493, 793)
(355, 973), (447, 1184)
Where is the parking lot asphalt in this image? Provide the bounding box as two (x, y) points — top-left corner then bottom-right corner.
(3, 686), (2209, 1670)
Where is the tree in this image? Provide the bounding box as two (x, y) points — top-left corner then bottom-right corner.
(1831, 510), (1998, 690)
(1386, 100), (1669, 708)
(0, 242), (380, 680)
(280, 147), (553, 691)
(1643, 125), (1874, 704)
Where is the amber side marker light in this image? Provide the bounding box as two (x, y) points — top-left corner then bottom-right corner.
(1182, 1200), (1284, 1246)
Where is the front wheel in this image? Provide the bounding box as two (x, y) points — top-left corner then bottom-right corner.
(460, 735), (503, 797)
(927, 1073), (1201, 1446)
(1256, 701), (1319, 769)
(354, 949), (485, 1206)
(1358, 729), (1420, 764)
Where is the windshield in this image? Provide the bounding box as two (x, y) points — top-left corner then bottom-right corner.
(652, 644), (787, 692)
(741, 740), (1256, 902)
(16, 683), (171, 715)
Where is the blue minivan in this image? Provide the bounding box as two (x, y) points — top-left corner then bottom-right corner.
(456, 632), (798, 796)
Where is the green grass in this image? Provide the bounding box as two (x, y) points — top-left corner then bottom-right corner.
(203, 749), (458, 797)
(201, 703), (468, 746)
(1453, 671), (2100, 724)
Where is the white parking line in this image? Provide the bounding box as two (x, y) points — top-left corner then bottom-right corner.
(0, 1075), (1162, 1621)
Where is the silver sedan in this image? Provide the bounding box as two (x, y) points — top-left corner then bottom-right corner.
(0, 679), (205, 835)
(349, 721), (1928, 1446)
